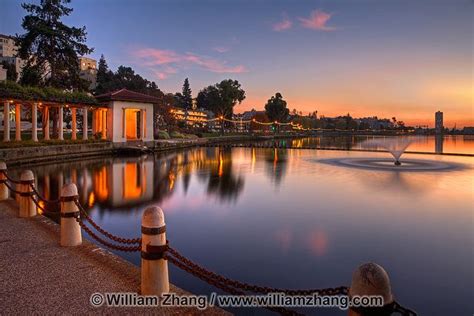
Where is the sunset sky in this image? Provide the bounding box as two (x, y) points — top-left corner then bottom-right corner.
(3, 0), (473, 127)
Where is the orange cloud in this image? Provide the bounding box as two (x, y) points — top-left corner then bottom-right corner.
(273, 13), (292, 31)
(133, 47), (247, 79)
(298, 10), (336, 31)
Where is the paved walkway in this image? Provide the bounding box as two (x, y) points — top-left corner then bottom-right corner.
(0, 199), (229, 315)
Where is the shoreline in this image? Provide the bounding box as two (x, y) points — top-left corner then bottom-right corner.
(1, 135), (472, 166)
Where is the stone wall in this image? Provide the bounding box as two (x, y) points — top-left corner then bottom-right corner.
(0, 142), (114, 166)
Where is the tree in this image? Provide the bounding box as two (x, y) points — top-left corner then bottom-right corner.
(265, 93), (289, 132)
(93, 57), (164, 98)
(16, 0), (93, 90)
(182, 78), (192, 109)
(1, 61), (17, 81)
(197, 79), (245, 134)
(95, 54), (114, 94)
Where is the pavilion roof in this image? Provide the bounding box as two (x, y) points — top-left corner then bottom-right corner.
(95, 89), (162, 104)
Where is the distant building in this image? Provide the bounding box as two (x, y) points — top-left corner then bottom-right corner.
(435, 111), (443, 134)
(79, 56), (97, 90)
(0, 64), (6, 82)
(355, 117), (394, 130)
(462, 127), (474, 135)
(0, 34), (25, 79)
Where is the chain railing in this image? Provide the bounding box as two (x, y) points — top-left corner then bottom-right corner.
(0, 168), (417, 316)
(74, 200), (141, 245)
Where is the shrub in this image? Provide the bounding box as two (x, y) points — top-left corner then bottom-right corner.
(170, 131), (185, 138)
(157, 131), (170, 139)
(184, 134), (198, 139)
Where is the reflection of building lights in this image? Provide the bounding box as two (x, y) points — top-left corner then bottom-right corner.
(88, 192), (95, 207)
(168, 172), (175, 190)
(218, 152), (224, 177)
(38, 201), (45, 215)
(123, 163), (146, 199)
(93, 166), (108, 201)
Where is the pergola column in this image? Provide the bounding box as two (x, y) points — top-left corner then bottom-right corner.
(3, 102), (10, 142)
(32, 103), (38, 142)
(44, 106), (50, 140)
(71, 108), (77, 140)
(101, 109), (107, 139)
(58, 105), (64, 140)
(92, 109), (97, 134)
(82, 107), (88, 140)
(15, 104), (21, 141)
(141, 109), (146, 139)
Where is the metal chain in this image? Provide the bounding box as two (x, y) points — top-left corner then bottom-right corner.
(74, 200), (142, 245)
(3, 180), (23, 195)
(0, 170), (22, 184)
(76, 216), (141, 252)
(31, 196), (60, 216)
(168, 247), (348, 297)
(393, 301), (418, 316)
(166, 254), (303, 316)
(30, 184), (60, 204)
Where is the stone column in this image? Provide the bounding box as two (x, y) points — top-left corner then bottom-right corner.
(3, 102), (10, 142)
(82, 107), (88, 140)
(141, 109), (146, 139)
(58, 105), (64, 140)
(44, 106), (50, 140)
(71, 108), (77, 140)
(15, 104), (21, 141)
(92, 109), (96, 135)
(32, 103), (38, 142)
(101, 109), (107, 139)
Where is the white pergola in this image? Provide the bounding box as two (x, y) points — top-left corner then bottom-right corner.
(1, 99), (108, 142)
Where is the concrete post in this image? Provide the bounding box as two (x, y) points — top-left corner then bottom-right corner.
(3, 102), (10, 142)
(58, 106), (64, 140)
(71, 108), (77, 140)
(82, 107), (88, 140)
(19, 170), (36, 218)
(15, 104), (21, 141)
(60, 183), (82, 247)
(141, 206), (169, 295)
(0, 161), (8, 200)
(348, 262), (393, 316)
(32, 103), (38, 142)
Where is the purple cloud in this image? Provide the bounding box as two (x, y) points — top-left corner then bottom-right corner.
(273, 13), (292, 31)
(298, 10), (336, 31)
(133, 47), (247, 79)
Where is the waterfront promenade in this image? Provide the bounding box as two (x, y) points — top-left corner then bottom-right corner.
(0, 199), (228, 315)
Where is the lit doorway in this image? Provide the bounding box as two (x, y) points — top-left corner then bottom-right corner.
(125, 109), (142, 140)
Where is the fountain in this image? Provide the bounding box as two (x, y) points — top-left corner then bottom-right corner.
(362, 138), (413, 166)
(315, 137), (462, 172)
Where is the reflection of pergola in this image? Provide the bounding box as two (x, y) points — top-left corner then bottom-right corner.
(1, 98), (107, 142)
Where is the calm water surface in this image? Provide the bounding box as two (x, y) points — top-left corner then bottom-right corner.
(13, 136), (473, 315)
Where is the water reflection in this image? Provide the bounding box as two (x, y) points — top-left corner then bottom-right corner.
(11, 145), (473, 316)
(252, 135), (473, 155)
(22, 148), (247, 211)
(264, 148), (288, 185)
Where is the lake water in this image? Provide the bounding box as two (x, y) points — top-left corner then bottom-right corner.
(12, 136), (473, 315)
